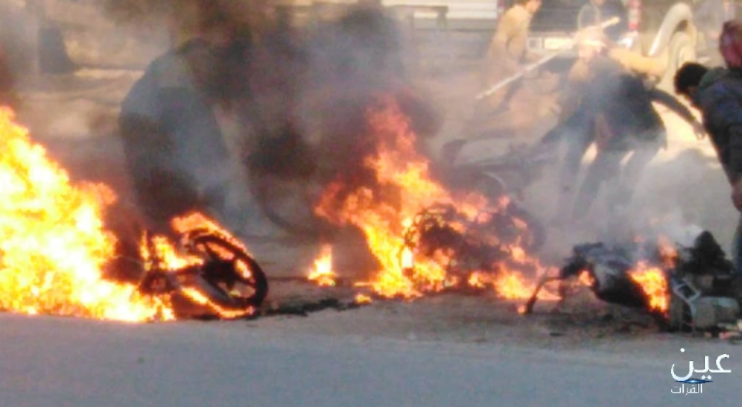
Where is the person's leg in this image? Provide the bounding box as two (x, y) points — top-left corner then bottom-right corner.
(553, 113), (595, 220)
(622, 138), (661, 188)
(607, 139), (661, 209)
(571, 150), (624, 221)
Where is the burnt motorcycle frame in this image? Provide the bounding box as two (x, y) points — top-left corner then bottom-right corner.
(137, 228), (269, 320)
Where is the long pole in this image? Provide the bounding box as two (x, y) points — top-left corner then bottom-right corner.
(475, 16), (621, 101)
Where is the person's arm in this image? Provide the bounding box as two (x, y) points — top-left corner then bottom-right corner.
(649, 87), (705, 139)
(650, 88), (697, 124)
(608, 48), (665, 78)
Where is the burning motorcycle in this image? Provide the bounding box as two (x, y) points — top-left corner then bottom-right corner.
(381, 136), (557, 293)
(521, 232), (742, 333)
(396, 201), (545, 294)
(136, 217), (269, 320)
(434, 136), (557, 250)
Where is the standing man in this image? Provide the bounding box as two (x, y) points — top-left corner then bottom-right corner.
(478, 0), (542, 117)
(541, 30), (625, 221)
(674, 61), (742, 273)
(673, 22), (742, 274)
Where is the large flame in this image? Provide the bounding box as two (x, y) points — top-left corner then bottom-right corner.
(629, 261), (669, 314)
(314, 97), (553, 299)
(0, 108), (171, 322)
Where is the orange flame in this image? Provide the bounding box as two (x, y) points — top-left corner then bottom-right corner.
(494, 271), (560, 301)
(314, 98), (483, 299)
(308, 245), (336, 287)
(578, 270), (594, 287)
(0, 108), (172, 322)
(468, 272), (488, 288)
(628, 261), (669, 314)
(354, 293), (372, 304)
(140, 234), (201, 272)
(510, 246), (526, 263)
(313, 97), (554, 300)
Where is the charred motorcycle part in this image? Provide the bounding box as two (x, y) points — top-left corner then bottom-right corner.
(400, 202), (545, 291)
(137, 228), (269, 320)
(523, 242), (658, 315)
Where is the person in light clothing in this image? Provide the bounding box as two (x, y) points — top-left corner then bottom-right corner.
(478, 0), (543, 116)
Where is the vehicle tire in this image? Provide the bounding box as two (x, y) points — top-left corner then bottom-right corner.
(659, 32), (696, 92)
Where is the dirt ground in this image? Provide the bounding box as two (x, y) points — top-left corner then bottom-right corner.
(11, 67), (741, 349)
(256, 278), (672, 351)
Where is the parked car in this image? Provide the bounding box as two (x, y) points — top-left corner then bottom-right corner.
(526, 0), (704, 90)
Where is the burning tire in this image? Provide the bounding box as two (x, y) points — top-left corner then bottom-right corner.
(137, 215), (270, 320)
(182, 229), (269, 308)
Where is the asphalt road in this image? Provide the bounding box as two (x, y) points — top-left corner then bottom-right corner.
(1, 313), (739, 407)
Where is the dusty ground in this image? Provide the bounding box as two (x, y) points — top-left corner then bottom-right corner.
(9, 67), (741, 350)
(257, 278), (672, 351)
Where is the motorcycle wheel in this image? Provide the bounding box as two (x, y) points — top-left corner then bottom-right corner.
(183, 230), (269, 309)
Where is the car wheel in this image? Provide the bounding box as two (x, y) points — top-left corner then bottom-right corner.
(659, 32), (696, 92)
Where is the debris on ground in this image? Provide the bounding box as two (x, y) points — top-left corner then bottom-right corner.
(523, 231), (742, 336)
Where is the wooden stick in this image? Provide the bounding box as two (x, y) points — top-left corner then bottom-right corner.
(475, 17), (621, 101)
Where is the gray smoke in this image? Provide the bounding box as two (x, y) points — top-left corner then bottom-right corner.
(230, 3), (442, 239)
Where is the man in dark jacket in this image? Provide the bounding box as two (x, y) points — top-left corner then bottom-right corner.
(543, 33), (702, 222)
(674, 62), (742, 273)
(570, 70), (703, 220)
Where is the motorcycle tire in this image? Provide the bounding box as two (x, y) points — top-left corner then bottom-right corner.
(184, 231), (269, 309)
